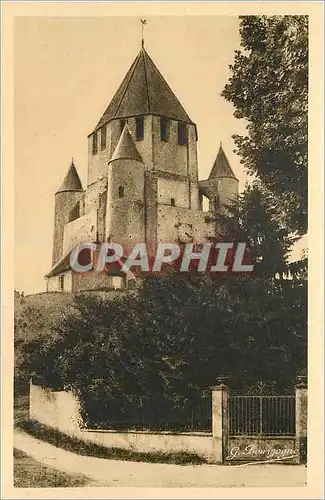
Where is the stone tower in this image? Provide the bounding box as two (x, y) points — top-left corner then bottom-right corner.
(105, 125), (145, 252)
(46, 45), (238, 293)
(52, 160), (84, 266)
(199, 144), (238, 214)
(86, 46), (201, 251)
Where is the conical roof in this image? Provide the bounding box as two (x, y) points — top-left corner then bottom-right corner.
(56, 160), (83, 193)
(209, 144), (237, 180)
(93, 47), (193, 133)
(109, 124), (143, 164)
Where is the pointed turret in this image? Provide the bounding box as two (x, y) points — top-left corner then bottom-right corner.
(109, 125), (143, 164)
(56, 160), (83, 193)
(209, 144), (237, 180)
(52, 160), (84, 266)
(93, 46), (193, 133)
(199, 143), (238, 213)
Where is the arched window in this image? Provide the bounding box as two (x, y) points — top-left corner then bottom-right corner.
(171, 198), (175, 206)
(118, 186), (124, 198)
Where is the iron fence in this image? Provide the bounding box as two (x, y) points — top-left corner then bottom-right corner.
(85, 392), (212, 432)
(229, 396), (295, 437)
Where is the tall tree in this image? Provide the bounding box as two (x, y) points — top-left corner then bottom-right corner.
(216, 181), (296, 278)
(222, 15), (308, 235)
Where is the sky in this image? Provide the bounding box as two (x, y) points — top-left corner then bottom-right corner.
(14, 16), (306, 295)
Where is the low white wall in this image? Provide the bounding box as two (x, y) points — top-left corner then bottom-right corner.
(81, 429), (214, 460)
(29, 383), (82, 434)
(29, 383), (215, 460)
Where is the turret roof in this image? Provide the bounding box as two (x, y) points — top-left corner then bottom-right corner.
(209, 144), (237, 180)
(109, 124), (143, 163)
(92, 47), (194, 133)
(56, 160), (83, 194)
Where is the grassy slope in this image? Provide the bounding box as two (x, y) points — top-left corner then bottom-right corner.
(13, 394), (92, 487)
(13, 449), (90, 488)
(14, 394), (29, 426)
(18, 419), (207, 465)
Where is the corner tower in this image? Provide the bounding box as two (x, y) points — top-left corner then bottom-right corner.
(52, 160), (84, 265)
(199, 144), (238, 214)
(105, 124), (145, 252)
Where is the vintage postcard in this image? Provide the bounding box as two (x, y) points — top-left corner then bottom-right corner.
(1, 1), (324, 498)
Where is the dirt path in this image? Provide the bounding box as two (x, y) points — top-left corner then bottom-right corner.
(14, 429), (307, 488)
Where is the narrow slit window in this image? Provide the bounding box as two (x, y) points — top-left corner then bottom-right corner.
(171, 198), (175, 206)
(160, 117), (170, 142)
(119, 186), (124, 198)
(69, 201), (80, 222)
(101, 125), (107, 150)
(135, 116), (144, 141)
(178, 122), (188, 146)
(58, 275), (64, 291)
(120, 119), (126, 134)
(92, 132), (98, 155)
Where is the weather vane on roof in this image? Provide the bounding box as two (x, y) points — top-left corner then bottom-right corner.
(140, 19), (147, 48)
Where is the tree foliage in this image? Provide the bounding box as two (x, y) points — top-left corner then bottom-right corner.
(217, 181), (297, 278)
(222, 15), (308, 234)
(20, 252), (306, 425)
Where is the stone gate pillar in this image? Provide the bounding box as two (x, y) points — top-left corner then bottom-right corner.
(211, 383), (229, 463)
(295, 378), (308, 464)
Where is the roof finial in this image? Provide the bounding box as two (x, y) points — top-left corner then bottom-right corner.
(71, 156), (74, 166)
(140, 19), (147, 48)
(220, 141), (222, 147)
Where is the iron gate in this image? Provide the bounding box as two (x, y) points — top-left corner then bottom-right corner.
(229, 395), (296, 437)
